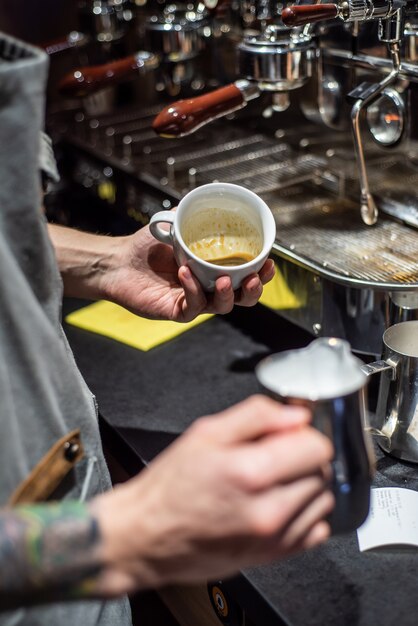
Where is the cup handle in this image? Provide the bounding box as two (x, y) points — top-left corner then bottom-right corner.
(149, 211), (175, 246)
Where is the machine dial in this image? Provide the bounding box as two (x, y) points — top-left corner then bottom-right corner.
(366, 88), (405, 147)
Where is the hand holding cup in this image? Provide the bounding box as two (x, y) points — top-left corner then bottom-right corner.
(149, 183), (276, 292)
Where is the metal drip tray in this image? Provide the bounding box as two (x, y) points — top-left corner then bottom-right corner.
(54, 106), (418, 291)
(269, 188), (418, 290)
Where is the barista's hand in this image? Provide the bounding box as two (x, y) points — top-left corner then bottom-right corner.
(92, 396), (334, 595)
(104, 223), (275, 322)
(49, 222), (274, 322)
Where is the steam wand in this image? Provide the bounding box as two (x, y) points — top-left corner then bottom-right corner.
(349, 31), (402, 225)
(282, 0), (405, 226)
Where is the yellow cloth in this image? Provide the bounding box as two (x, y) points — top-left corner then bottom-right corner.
(65, 264), (299, 351)
(259, 264), (303, 310)
(65, 301), (213, 352)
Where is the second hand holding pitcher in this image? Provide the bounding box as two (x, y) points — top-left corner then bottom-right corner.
(256, 338), (374, 535)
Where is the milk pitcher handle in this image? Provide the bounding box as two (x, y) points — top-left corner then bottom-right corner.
(360, 359), (398, 380)
(360, 357), (399, 442)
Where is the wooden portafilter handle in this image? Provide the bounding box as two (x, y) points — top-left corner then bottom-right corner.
(281, 4), (338, 27)
(152, 80), (260, 138)
(42, 31), (88, 55)
(58, 51), (159, 98)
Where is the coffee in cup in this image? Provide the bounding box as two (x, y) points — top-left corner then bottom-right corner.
(149, 182), (276, 291)
(182, 207), (263, 267)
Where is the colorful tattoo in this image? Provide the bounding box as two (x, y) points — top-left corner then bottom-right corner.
(0, 501), (102, 609)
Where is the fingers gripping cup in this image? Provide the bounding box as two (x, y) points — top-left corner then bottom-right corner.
(149, 183), (276, 291)
(256, 338), (374, 535)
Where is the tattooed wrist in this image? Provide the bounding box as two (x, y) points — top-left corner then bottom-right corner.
(0, 501), (102, 609)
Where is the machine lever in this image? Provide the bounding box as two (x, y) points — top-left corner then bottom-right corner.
(58, 51), (159, 98)
(152, 80), (260, 138)
(281, 4), (338, 27)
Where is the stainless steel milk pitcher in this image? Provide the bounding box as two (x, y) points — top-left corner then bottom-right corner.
(256, 338), (374, 535)
(361, 320), (418, 463)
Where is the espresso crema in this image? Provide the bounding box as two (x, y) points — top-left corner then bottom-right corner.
(183, 207), (263, 267)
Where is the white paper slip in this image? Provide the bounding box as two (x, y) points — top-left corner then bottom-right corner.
(357, 487), (418, 551)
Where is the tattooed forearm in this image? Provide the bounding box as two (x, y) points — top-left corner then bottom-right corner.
(0, 502), (102, 610)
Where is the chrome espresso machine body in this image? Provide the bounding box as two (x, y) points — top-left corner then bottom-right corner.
(48, 0), (418, 355)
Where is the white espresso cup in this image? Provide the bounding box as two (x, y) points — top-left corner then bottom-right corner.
(149, 182), (276, 291)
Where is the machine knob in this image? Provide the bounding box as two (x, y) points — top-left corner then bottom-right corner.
(152, 80), (260, 138)
(282, 4), (338, 26)
(58, 51), (159, 98)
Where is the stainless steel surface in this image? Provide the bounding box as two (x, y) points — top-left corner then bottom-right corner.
(272, 194), (418, 289)
(78, 0), (133, 42)
(404, 21), (418, 60)
(48, 0), (418, 357)
(349, 41), (401, 225)
(334, 0), (405, 227)
(269, 255), (393, 355)
(322, 48), (418, 82)
(133, 50), (160, 71)
(235, 79), (261, 102)
(361, 320), (418, 463)
(237, 31), (315, 92)
(145, 11), (208, 62)
(389, 291), (418, 324)
(366, 87), (405, 146)
(57, 107), (418, 292)
(341, 0), (393, 21)
(379, 7), (406, 43)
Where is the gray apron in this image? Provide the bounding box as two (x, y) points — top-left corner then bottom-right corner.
(0, 32), (131, 626)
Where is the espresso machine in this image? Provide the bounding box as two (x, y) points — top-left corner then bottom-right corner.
(47, 0), (418, 355)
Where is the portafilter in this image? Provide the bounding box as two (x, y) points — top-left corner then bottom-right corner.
(152, 25), (315, 138)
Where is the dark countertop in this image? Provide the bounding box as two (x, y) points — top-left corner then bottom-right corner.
(63, 299), (418, 626)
